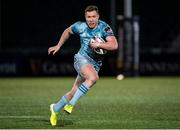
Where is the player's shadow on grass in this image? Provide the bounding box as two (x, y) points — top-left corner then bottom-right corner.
(4, 116), (74, 128)
(38, 118), (74, 128)
(58, 119), (74, 127)
(29, 118), (73, 128)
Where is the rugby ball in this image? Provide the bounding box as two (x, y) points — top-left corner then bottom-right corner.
(90, 37), (107, 55)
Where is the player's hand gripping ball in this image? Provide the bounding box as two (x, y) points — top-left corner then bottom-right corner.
(90, 37), (107, 55)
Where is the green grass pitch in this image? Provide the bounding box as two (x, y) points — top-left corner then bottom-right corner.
(0, 76), (180, 129)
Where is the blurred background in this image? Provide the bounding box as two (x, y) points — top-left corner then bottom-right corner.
(0, 0), (180, 77)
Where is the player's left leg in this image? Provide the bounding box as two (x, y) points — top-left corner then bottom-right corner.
(64, 63), (99, 114)
(52, 75), (85, 112)
(66, 75), (85, 100)
(64, 53), (101, 114)
(63, 75), (85, 114)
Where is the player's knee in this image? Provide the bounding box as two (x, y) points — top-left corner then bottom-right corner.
(89, 74), (99, 85)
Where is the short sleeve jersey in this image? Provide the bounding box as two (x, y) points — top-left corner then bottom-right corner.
(71, 20), (114, 61)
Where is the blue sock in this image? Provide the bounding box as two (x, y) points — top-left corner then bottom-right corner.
(53, 95), (68, 112)
(69, 83), (89, 106)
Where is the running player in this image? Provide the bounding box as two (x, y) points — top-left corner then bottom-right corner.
(48, 5), (118, 126)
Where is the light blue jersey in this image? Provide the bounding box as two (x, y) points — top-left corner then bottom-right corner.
(71, 20), (114, 61)
(71, 20), (114, 73)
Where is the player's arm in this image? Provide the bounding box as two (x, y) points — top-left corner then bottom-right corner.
(48, 27), (73, 55)
(101, 36), (118, 50)
(91, 36), (118, 51)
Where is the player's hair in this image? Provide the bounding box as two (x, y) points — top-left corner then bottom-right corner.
(85, 5), (99, 14)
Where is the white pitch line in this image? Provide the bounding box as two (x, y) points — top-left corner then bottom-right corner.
(0, 115), (46, 119)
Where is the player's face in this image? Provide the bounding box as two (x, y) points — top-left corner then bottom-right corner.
(85, 11), (99, 29)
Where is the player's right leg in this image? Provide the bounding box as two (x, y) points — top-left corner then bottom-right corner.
(50, 75), (85, 126)
(49, 95), (68, 126)
(49, 104), (58, 126)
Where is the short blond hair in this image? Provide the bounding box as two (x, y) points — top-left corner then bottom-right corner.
(85, 5), (99, 14)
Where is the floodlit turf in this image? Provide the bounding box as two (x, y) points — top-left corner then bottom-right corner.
(0, 76), (180, 129)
